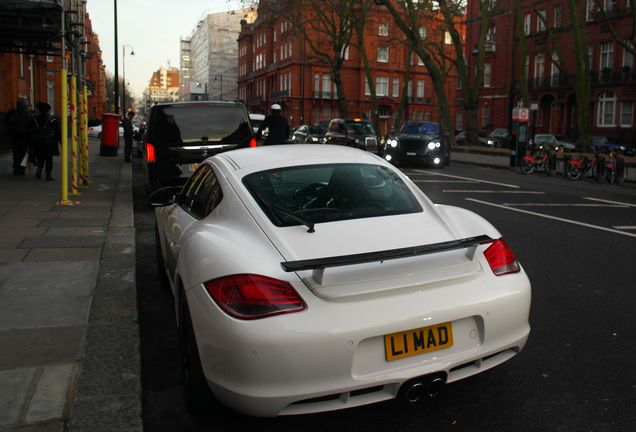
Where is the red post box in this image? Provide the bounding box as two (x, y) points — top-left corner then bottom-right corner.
(99, 113), (120, 156)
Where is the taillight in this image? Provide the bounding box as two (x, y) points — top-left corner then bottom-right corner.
(204, 274), (306, 320)
(146, 142), (156, 163)
(483, 239), (520, 276)
(249, 137), (257, 148)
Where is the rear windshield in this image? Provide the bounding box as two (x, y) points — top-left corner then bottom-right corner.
(243, 163), (422, 227)
(345, 121), (375, 135)
(150, 104), (252, 144)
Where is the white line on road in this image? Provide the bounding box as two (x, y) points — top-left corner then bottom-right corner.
(413, 170), (520, 189)
(444, 190), (545, 194)
(466, 198), (636, 238)
(412, 180), (480, 184)
(583, 197), (636, 208)
(613, 226), (636, 230)
(501, 203), (629, 208)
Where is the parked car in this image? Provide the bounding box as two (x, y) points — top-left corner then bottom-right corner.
(455, 130), (495, 147)
(291, 124), (327, 143)
(87, 122), (135, 138)
(149, 144), (531, 417)
(384, 121), (450, 167)
(323, 118), (380, 154)
(143, 101), (255, 192)
(488, 128), (512, 148)
(591, 135), (635, 156)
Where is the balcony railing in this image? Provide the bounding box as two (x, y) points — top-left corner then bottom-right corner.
(591, 67), (636, 85)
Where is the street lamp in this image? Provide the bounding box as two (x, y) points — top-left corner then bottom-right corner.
(122, 44), (134, 113)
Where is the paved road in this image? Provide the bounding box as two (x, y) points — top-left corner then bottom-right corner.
(134, 159), (636, 432)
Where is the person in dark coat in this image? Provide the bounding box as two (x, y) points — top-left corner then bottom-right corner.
(30, 102), (60, 181)
(122, 111), (135, 162)
(5, 98), (31, 176)
(256, 103), (291, 146)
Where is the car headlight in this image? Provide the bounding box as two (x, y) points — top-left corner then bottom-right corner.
(388, 138), (398, 148)
(355, 138), (360, 145)
(311, 137), (319, 142)
(435, 141), (441, 148)
(487, 139), (495, 146)
(427, 142), (436, 150)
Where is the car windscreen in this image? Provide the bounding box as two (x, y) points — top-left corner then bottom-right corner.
(150, 104), (251, 144)
(400, 122), (439, 135)
(243, 163), (422, 228)
(308, 126), (326, 134)
(250, 118), (264, 130)
(345, 122), (376, 135)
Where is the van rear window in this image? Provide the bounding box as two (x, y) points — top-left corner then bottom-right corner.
(150, 105), (251, 144)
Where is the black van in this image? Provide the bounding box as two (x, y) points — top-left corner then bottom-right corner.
(142, 101), (254, 192)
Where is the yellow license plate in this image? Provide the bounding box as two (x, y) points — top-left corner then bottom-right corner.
(189, 163), (199, 172)
(384, 322), (453, 362)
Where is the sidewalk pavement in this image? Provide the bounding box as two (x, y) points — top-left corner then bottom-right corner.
(0, 140), (141, 432)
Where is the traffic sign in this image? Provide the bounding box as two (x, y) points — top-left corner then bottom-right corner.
(512, 108), (519, 121)
(518, 108), (529, 123)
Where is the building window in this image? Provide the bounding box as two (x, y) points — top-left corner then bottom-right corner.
(597, 92), (616, 126)
(588, 45), (594, 69)
(365, 80), (370, 96)
(314, 73), (320, 98)
(482, 104), (490, 128)
(322, 74), (332, 98)
(419, 27), (427, 39)
(19, 53), (24, 79)
(551, 53), (560, 86)
(623, 40), (634, 68)
(586, 0), (594, 21)
(523, 14), (531, 35)
(378, 23), (388, 36)
(537, 9), (547, 32)
(376, 76), (389, 96)
(455, 112), (464, 131)
(534, 53), (545, 85)
(484, 62), (492, 87)
(392, 78), (399, 97)
(605, 0), (616, 11)
(620, 101), (633, 127)
(600, 42), (613, 69)
(554, 6), (562, 28)
(486, 25), (496, 45)
(341, 45), (350, 60)
(377, 46), (389, 63)
(416, 79), (425, 98)
(444, 31), (452, 45)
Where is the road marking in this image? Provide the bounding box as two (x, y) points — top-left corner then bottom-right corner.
(443, 190), (545, 194)
(501, 203), (629, 208)
(614, 226), (636, 230)
(584, 197), (636, 208)
(466, 198), (636, 238)
(413, 170), (520, 189)
(412, 180), (480, 184)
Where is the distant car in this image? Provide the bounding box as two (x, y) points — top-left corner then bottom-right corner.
(291, 124), (327, 144)
(488, 128), (511, 148)
(323, 118), (379, 154)
(591, 135), (635, 156)
(143, 101), (255, 192)
(249, 113), (265, 135)
(455, 130), (495, 147)
(87, 123), (129, 138)
(529, 133), (559, 149)
(149, 144), (531, 417)
(384, 121), (450, 167)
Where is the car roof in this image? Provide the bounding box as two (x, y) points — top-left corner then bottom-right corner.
(213, 144), (386, 174)
(249, 113), (265, 119)
(151, 101), (243, 108)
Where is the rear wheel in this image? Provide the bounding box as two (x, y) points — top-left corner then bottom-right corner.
(566, 164), (582, 181)
(521, 159), (535, 175)
(179, 292), (220, 415)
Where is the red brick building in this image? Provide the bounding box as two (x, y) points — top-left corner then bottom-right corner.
(465, 0), (635, 145)
(238, 1), (460, 136)
(0, 10), (105, 123)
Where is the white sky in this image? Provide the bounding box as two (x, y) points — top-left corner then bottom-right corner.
(86, 0), (246, 100)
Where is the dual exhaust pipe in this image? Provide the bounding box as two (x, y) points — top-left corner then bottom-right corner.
(400, 373), (446, 403)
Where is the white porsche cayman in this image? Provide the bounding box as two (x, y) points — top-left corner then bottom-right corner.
(150, 144), (531, 417)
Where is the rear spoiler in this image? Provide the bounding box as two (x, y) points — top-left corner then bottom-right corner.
(280, 234), (493, 273)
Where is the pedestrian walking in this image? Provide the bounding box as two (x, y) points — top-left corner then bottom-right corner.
(30, 102), (60, 181)
(256, 103), (291, 146)
(122, 111), (135, 162)
(5, 97), (31, 176)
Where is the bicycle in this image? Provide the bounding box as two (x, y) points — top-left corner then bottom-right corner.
(603, 150), (627, 185)
(565, 147), (603, 181)
(521, 144), (557, 175)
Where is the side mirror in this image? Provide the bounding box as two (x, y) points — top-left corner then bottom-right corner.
(147, 186), (182, 207)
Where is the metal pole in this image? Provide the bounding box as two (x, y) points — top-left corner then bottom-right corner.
(122, 43), (126, 112)
(113, 0), (119, 114)
(58, 3), (72, 205)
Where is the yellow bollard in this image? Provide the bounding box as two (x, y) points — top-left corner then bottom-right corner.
(80, 84), (89, 186)
(57, 66), (79, 207)
(70, 75), (80, 196)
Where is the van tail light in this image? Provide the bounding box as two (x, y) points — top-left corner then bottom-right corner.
(204, 274), (306, 320)
(483, 238), (520, 276)
(146, 142), (156, 163)
(249, 137), (257, 148)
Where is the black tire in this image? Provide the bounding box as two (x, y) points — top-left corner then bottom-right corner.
(566, 164), (582, 181)
(521, 159), (535, 175)
(178, 292), (219, 415)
